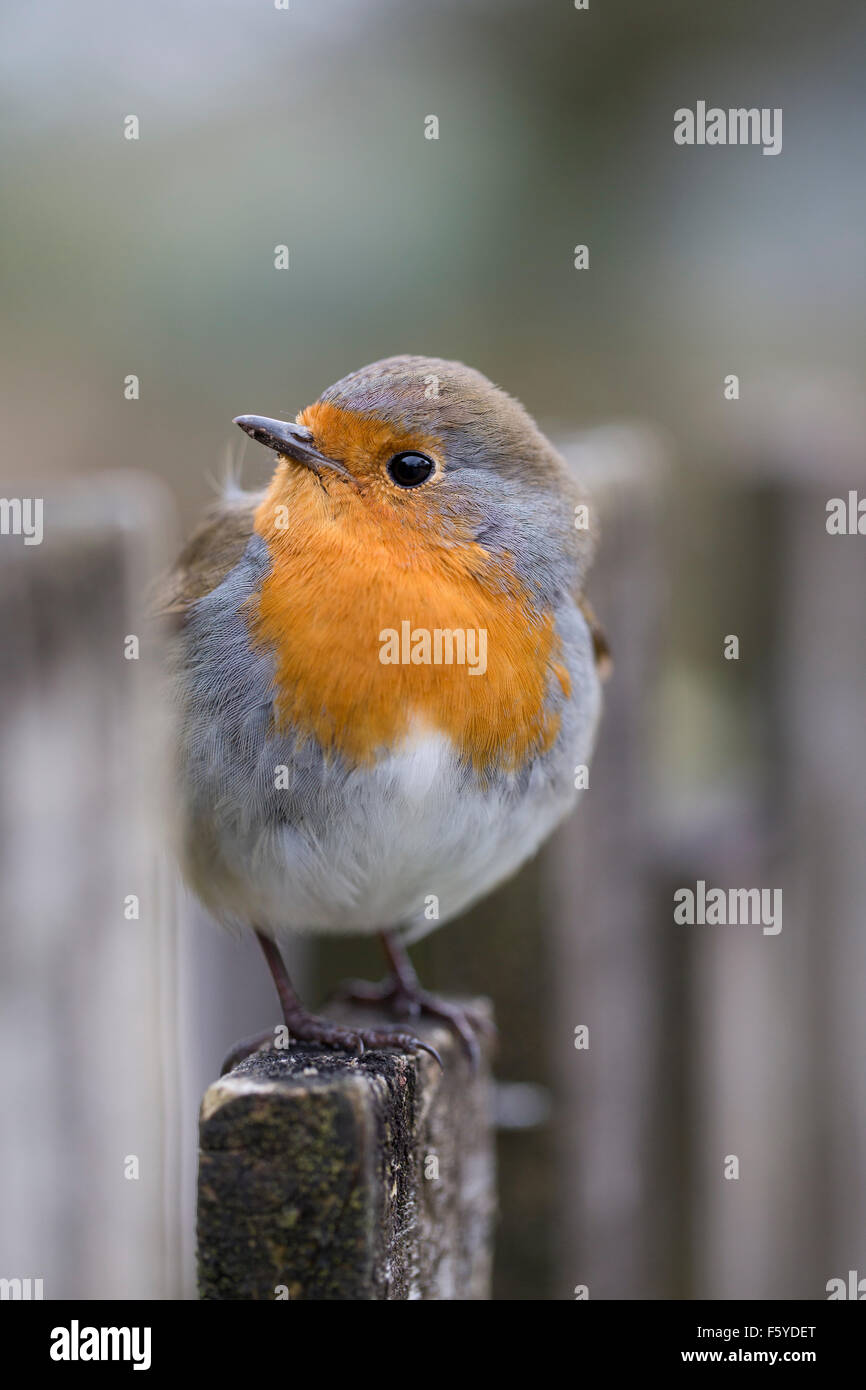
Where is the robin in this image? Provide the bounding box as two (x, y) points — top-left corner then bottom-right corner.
(161, 355), (609, 1068)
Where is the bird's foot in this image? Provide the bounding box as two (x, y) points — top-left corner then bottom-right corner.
(220, 1014), (441, 1076)
(332, 976), (495, 1068)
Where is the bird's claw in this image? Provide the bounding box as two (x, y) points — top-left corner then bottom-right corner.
(332, 977), (494, 1069)
(222, 1015), (443, 1073)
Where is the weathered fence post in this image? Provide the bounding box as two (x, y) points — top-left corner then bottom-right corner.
(197, 1001), (495, 1300)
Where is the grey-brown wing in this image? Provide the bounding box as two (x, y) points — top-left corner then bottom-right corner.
(578, 594), (613, 682)
(153, 495), (260, 628)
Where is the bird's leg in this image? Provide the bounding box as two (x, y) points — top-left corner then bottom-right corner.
(220, 930), (441, 1075)
(333, 931), (496, 1068)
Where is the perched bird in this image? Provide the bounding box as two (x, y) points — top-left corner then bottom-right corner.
(161, 355), (608, 1067)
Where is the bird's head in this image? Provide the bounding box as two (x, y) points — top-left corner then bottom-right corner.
(235, 355), (592, 604)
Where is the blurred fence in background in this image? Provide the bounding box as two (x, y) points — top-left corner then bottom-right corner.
(0, 475), (183, 1299)
(1, 388), (864, 1300)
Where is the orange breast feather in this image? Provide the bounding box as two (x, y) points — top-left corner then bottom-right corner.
(250, 450), (566, 774)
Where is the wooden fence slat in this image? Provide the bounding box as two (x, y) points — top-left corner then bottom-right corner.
(547, 427), (670, 1299)
(0, 474), (182, 1299)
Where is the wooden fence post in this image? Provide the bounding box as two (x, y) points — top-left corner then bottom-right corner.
(197, 1001), (495, 1300)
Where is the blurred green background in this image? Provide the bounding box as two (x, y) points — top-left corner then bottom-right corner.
(4, 0), (863, 515)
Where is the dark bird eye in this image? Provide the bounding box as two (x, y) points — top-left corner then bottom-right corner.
(387, 452), (435, 488)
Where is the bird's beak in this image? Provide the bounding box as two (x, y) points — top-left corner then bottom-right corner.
(233, 415), (357, 487)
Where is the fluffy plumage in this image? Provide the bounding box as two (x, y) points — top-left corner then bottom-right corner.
(163, 356), (606, 943)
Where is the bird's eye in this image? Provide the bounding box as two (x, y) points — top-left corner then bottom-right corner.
(386, 452), (435, 488)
